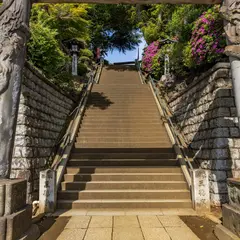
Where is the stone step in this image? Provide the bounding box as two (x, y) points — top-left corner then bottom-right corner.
(77, 132), (167, 138)
(87, 102), (156, 106)
(76, 137), (169, 143)
(82, 114), (161, 119)
(88, 97), (155, 101)
(66, 166), (182, 174)
(61, 181), (189, 190)
(72, 147), (174, 153)
(70, 152), (176, 159)
(88, 97), (154, 101)
(84, 109), (160, 114)
(58, 189), (191, 200)
(89, 90), (151, 93)
(67, 159), (178, 167)
(92, 85), (148, 89)
(89, 94), (152, 97)
(63, 173), (185, 182)
(74, 142), (172, 149)
(79, 125), (166, 130)
(86, 103), (157, 111)
(57, 199), (192, 209)
(78, 128), (166, 134)
(82, 115), (160, 120)
(81, 123), (163, 129)
(81, 119), (161, 124)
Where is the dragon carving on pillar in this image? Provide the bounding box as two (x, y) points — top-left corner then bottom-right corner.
(0, 0), (30, 94)
(221, 0), (240, 59)
(0, 0), (31, 178)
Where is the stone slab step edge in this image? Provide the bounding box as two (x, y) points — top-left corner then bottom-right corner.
(57, 189), (191, 200)
(61, 181), (189, 190)
(63, 174), (185, 182)
(66, 166), (182, 174)
(57, 199), (192, 209)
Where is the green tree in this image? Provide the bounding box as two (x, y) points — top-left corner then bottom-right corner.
(28, 3), (93, 91)
(88, 4), (141, 54)
(28, 22), (69, 78)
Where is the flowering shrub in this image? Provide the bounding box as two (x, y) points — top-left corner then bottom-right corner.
(190, 7), (226, 66)
(142, 41), (160, 72)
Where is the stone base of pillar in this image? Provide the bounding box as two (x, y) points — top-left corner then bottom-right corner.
(214, 224), (239, 240)
(214, 178), (240, 240)
(222, 204), (240, 238)
(0, 179), (40, 240)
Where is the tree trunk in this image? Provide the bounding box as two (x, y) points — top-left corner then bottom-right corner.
(0, 0), (31, 178)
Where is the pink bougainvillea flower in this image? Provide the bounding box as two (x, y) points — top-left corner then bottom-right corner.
(190, 6), (226, 65)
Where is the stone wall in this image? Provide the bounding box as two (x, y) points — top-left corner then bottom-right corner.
(10, 63), (75, 202)
(167, 63), (240, 206)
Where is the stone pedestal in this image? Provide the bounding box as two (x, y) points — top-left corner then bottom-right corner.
(227, 178), (240, 211)
(222, 204), (240, 238)
(191, 169), (210, 213)
(0, 179), (40, 240)
(214, 178), (240, 240)
(39, 169), (57, 213)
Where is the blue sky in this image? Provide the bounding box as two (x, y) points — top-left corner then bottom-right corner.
(105, 37), (146, 64)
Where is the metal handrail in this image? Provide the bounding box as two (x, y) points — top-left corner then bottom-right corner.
(51, 62), (103, 171)
(136, 62), (193, 188)
(149, 76), (193, 171)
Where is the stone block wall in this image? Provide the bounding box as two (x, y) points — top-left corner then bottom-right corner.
(10, 63), (75, 202)
(167, 63), (240, 206)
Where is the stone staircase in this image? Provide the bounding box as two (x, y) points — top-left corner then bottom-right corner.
(57, 65), (192, 209)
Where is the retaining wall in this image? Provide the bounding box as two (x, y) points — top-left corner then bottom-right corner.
(10, 63), (75, 202)
(167, 63), (240, 205)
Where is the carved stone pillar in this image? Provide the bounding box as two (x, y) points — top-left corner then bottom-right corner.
(0, 2), (40, 239)
(0, 0), (31, 178)
(221, 0), (240, 127)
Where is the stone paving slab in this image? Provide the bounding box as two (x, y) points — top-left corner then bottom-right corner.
(65, 216), (90, 229)
(113, 228), (144, 240)
(89, 216), (112, 228)
(142, 228), (171, 240)
(56, 214), (201, 240)
(138, 216), (163, 228)
(114, 216), (140, 228)
(165, 226), (200, 240)
(157, 216), (186, 227)
(84, 228), (112, 240)
(57, 229), (86, 240)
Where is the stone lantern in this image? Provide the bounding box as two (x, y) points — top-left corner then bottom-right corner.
(159, 38), (178, 76)
(64, 39), (85, 76)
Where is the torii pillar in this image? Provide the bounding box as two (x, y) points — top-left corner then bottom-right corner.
(221, 0), (240, 127)
(0, 1), (39, 239)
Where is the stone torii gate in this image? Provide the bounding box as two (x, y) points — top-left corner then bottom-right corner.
(0, 0), (239, 186)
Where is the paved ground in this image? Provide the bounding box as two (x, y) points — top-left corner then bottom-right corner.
(38, 209), (219, 240)
(56, 215), (200, 240)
